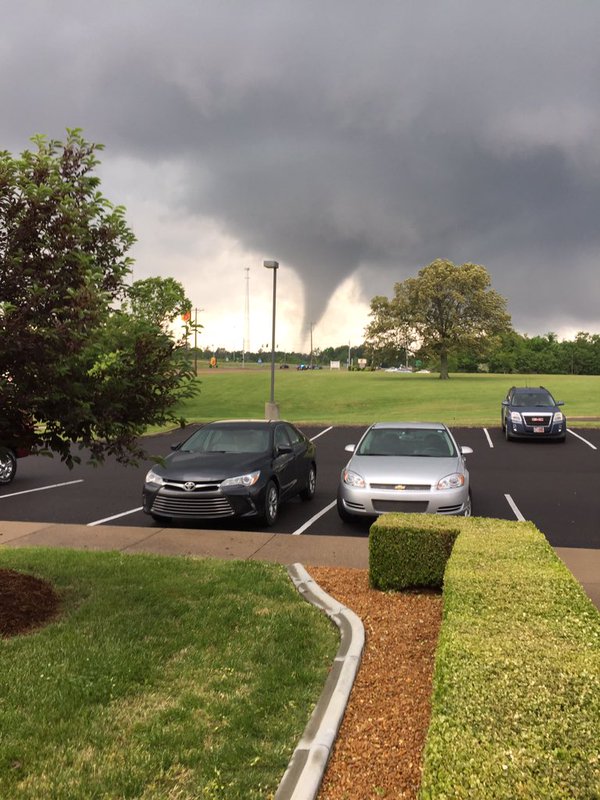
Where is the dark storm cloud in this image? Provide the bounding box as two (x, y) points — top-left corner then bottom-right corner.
(2, 0), (600, 334)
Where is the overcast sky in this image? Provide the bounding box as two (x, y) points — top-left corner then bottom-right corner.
(2, 1), (600, 352)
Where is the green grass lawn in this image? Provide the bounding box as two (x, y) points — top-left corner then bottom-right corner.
(0, 549), (337, 800)
(171, 370), (600, 427)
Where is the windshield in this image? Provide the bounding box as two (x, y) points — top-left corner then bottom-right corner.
(512, 392), (554, 407)
(180, 426), (271, 454)
(356, 428), (456, 457)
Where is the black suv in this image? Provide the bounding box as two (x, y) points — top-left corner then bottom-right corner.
(501, 386), (566, 442)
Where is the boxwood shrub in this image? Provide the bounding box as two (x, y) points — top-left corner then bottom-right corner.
(417, 517), (600, 799)
(369, 513), (460, 589)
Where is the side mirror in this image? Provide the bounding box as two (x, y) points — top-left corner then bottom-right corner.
(171, 443), (183, 451)
(501, 400), (509, 407)
(345, 444), (356, 453)
(277, 444), (293, 455)
(556, 400), (564, 406)
(460, 446), (473, 455)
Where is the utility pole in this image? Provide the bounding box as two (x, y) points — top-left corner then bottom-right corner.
(243, 267), (250, 367)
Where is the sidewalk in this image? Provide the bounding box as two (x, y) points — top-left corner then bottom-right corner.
(0, 519), (598, 609)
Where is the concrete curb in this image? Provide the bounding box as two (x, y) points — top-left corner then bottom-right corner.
(275, 563), (365, 800)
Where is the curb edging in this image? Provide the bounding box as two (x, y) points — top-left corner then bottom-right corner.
(275, 563), (365, 800)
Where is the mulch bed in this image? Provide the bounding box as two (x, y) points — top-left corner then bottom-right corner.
(0, 568), (61, 638)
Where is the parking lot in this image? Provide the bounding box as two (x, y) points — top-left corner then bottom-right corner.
(0, 425), (598, 549)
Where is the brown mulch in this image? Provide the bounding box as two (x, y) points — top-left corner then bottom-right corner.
(0, 568), (61, 638)
(308, 566), (443, 800)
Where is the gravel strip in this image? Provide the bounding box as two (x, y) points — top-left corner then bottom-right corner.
(307, 566), (442, 800)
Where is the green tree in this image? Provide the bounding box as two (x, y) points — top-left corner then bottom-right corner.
(126, 276), (191, 330)
(0, 130), (196, 467)
(389, 259), (512, 379)
(364, 295), (414, 367)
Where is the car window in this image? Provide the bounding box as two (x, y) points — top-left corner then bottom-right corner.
(274, 425), (292, 450)
(357, 429), (456, 457)
(181, 426), (270, 453)
(512, 392), (554, 407)
(284, 423), (303, 445)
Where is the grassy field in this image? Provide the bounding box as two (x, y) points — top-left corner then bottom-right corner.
(0, 549), (337, 800)
(173, 370), (600, 427)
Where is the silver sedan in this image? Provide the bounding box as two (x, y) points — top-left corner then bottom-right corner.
(337, 421), (472, 521)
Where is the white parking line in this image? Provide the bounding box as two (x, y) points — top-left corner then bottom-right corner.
(483, 428), (494, 448)
(0, 479), (84, 499)
(310, 426), (333, 441)
(293, 500), (337, 535)
(568, 429), (597, 449)
(87, 507), (144, 527)
(504, 493), (526, 521)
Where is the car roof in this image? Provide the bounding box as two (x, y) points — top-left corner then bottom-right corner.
(207, 419), (288, 427)
(368, 421), (448, 431)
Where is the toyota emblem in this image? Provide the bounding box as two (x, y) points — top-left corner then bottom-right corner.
(183, 481), (196, 491)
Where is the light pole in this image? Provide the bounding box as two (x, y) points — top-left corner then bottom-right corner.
(263, 260), (280, 419)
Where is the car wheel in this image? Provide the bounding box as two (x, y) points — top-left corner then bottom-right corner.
(504, 423), (513, 442)
(0, 447), (17, 484)
(262, 481), (279, 526)
(463, 491), (472, 517)
(336, 495), (356, 523)
(300, 464), (316, 501)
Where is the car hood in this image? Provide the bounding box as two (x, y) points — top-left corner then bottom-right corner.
(157, 451), (268, 482)
(346, 454), (464, 483)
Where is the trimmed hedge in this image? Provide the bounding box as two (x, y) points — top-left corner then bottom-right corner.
(369, 513), (460, 589)
(416, 517), (600, 799)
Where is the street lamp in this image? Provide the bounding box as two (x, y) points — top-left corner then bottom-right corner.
(263, 259), (280, 419)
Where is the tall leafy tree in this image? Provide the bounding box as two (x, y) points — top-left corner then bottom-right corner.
(373, 259), (512, 379)
(0, 130), (196, 467)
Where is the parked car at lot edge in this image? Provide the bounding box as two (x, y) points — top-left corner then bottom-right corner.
(501, 386), (566, 442)
(0, 442), (30, 485)
(143, 419), (317, 526)
(337, 421), (472, 521)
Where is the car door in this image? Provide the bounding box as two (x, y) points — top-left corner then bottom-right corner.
(273, 424), (298, 498)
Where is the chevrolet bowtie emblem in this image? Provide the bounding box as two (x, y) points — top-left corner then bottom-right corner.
(395, 484), (406, 490)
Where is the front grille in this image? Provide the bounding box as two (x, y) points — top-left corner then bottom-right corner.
(151, 493), (234, 518)
(522, 413), (552, 427)
(370, 483), (431, 491)
(373, 500), (428, 513)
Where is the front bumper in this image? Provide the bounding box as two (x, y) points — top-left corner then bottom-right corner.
(143, 482), (265, 520)
(338, 484), (470, 517)
(506, 421), (566, 439)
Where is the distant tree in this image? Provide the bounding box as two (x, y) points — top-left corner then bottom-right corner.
(0, 130), (196, 467)
(365, 295), (414, 367)
(376, 259), (512, 379)
(126, 276), (192, 330)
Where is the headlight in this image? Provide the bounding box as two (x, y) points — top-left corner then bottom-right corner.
(343, 469), (366, 488)
(437, 473), (465, 490)
(145, 468), (165, 486)
(221, 470), (260, 488)
(553, 411), (564, 423)
(509, 411), (522, 424)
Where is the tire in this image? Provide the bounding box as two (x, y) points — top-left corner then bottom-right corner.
(299, 464), (316, 501)
(336, 494), (356, 523)
(463, 491), (472, 517)
(504, 423), (513, 442)
(0, 447), (17, 485)
(261, 481), (279, 526)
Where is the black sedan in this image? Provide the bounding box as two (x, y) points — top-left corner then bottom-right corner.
(142, 419), (317, 526)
